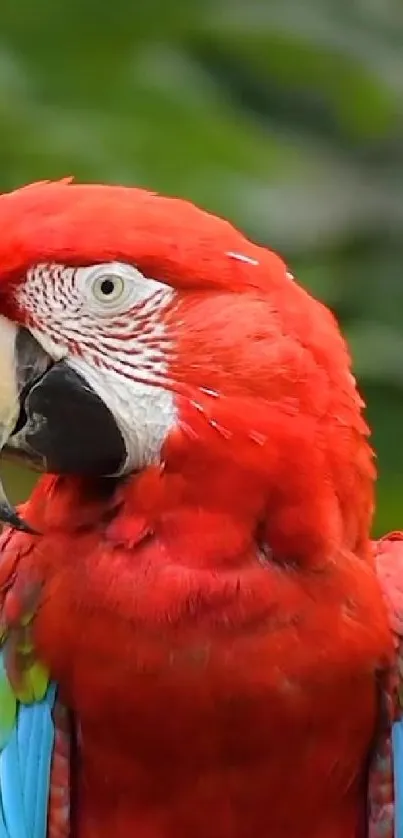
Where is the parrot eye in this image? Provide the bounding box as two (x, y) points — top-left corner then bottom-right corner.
(83, 262), (151, 315)
(91, 273), (126, 305)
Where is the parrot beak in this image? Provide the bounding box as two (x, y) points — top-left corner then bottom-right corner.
(0, 317), (49, 532)
(0, 317), (127, 533)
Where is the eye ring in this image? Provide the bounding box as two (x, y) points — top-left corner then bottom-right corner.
(91, 273), (125, 304)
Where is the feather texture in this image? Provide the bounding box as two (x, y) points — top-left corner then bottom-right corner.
(0, 681), (56, 838)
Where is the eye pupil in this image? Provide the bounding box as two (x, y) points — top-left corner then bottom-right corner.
(100, 278), (115, 296)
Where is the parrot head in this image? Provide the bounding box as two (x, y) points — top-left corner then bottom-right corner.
(0, 179), (374, 562)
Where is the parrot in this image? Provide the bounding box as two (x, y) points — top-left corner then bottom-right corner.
(0, 178), (401, 838)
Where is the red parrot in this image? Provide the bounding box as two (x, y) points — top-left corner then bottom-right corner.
(0, 179), (400, 838)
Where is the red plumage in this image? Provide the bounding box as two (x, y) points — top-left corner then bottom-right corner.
(0, 181), (396, 837)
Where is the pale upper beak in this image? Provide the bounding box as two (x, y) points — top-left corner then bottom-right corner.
(0, 316), (51, 530)
(0, 316), (23, 452)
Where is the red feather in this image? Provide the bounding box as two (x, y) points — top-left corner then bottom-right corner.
(0, 181), (395, 837)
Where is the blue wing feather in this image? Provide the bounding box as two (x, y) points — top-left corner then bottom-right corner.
(393, 719), (403, 838)
(0, 659), (56, 838)
(18, 684), (57, 838)
(0, 719), (29, 838)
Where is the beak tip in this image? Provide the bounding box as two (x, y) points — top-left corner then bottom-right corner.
(0, 502), (40, 536)
(16, 518), (40, 536)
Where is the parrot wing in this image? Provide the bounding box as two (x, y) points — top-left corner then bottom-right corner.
(0, 676), (56, 838)
(0, 523), (70, 838)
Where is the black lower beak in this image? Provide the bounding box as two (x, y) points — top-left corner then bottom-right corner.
(11, 361), (126, 476)
(0, 328), (126, 531)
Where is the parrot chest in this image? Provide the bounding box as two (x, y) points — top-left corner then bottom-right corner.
(33, 543), (393, 838)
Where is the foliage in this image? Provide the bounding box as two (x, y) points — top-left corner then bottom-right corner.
(1, 0), (403, 534)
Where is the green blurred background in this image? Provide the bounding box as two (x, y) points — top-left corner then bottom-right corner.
(1, 0), (402, 535)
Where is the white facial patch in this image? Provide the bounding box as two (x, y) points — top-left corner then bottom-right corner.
(68, 358), (175, 473)
(15, 262), (177, 473)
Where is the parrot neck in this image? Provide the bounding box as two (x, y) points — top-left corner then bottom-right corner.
(25, 449), (366, 572)
(25, 466), (264, 571)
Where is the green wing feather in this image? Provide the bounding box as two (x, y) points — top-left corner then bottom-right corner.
(13, 660), (49, 705)
(0, 655), (16, 749)
(0, 604), (49, 747)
